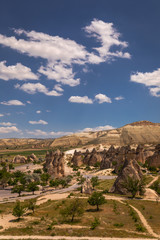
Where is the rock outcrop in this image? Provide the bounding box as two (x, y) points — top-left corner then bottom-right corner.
(44, 150), (65, 178)
(71, 150), (83, 167)
(27, 153), (37, 162)
(110, 157), (143, 195)
(146, 144), (160, 168)
(82, 178), (93, 194)
(13, 155), (27, 163)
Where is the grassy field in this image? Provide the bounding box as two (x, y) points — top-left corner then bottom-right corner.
(0, 149), (48, 162)
(128, 199), (160, 235)
(0, 198), (151, 238)
(96, 179), (116, 191)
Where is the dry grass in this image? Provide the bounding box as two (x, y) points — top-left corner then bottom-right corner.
(0, 198), (151, 238)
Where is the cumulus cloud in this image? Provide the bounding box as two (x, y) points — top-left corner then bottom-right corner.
(26, 129), (73, 137)
(95, 93), (112, 103)
(0, 114), (4, 117)
(0, 126), (19, 134)
(0, 61), (38, 81)
(68, 96), (93, 104)
(36, 110), (41, 114)
(84, 19), (131, 63)
(15, 83), (62, 96)
(0, 100), (25, 106)
(27, 101), (31, 104)
(0, 20), (130, 90)
(115, 96), (124, 101)
(0, 122), (16, 126)
(29, 120), (48, 125)
(81, 125), (115, 132)
(130, 68), (160, 97)
(38, 64), (80, 87)
(54, 84), (64, 92)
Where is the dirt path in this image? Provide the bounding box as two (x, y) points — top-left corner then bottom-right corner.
(0, 236), (157, 240)
(147, 176), (159, 187)
(130, 204), (159, 238)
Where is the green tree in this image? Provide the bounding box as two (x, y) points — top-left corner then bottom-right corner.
(41, 173), (50, 185)
(91, 176), (99, 189)
(0, 170), (10, 189)
(124, 176), (146, 199)
(12, 184), (24, 197)
(28, 198), (37, 213)
(88, 192), (106, 211)
(77, 175), (85, 193)
(60, 198), (84, 222)
(12, 201), (25, 221)
(27, 182), (39, 195)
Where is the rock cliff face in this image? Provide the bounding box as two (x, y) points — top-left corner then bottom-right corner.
(146, 144), (160, 168)
(71, 148), (102, 167)
(0, 121), (159, 150)
(44, 150), (65, 178)
(110, 157), (143, 195)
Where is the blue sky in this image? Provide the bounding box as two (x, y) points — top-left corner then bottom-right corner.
(0, 0), (160, 138)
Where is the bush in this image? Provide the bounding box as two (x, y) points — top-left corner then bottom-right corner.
(114, 223), (124, 227)
(90, 217), (100, 230)
(135, 224), (146, 232)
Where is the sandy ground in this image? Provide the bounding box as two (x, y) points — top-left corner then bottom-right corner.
(0, 236), (157, 240)
(36, 193), (69, 205)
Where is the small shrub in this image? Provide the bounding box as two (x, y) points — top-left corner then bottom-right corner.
(135, 224), (146, 232)
(113, 223), (124, 227)
(102, 189), (109, 194)
(149, 215), (153, 219)
(90, 217), (100, 230)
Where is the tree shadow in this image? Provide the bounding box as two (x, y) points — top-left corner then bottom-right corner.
(86, 208), (102, 212)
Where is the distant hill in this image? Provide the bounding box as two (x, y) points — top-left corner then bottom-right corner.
(0, 121), (160, 150)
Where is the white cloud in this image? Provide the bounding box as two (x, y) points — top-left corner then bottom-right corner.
(130, 68), (160, 97)
(26, 129), (73, 137)
(0, 21), (130, 89)
(15, 83), (62, 96)
(36, 110), (41, 114)
(115, 96), (124, 101)
(0, 126), (19, 134)
(27, 101), (31, 104)
(54, 84), (64, 92)
(29, 119), (48, 125)
(81, 125), (115, 132)
(0, 114), (4, 117)
(68, 96), (93, 104)
(38, 64), (80, 87)
(26, 129), (47, 136)
(0, 61), (38, 81)
(0, 100), (25, 106)
(0, 122), (16, 126)
(84, 19), (131, 63)
(95, 93), (112, 103)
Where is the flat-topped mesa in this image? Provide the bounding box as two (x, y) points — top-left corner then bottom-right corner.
(110, 157), (143, 195)
(44, 149), (65, 178)
(126, 120), (159, 126)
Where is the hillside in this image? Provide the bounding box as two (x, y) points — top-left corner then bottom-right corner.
(0, 121), (160, 150)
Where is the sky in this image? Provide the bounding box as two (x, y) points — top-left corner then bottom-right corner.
(0, 0), (160, 138)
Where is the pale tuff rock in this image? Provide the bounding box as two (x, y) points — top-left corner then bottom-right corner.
(146, 144), (160, 168)
(12, 155), (27, 163)
(44, 150), (65, 178)
(27, 153), (37, 162)
(110, 158), (143, 195)
(82, 178), (93, 194)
